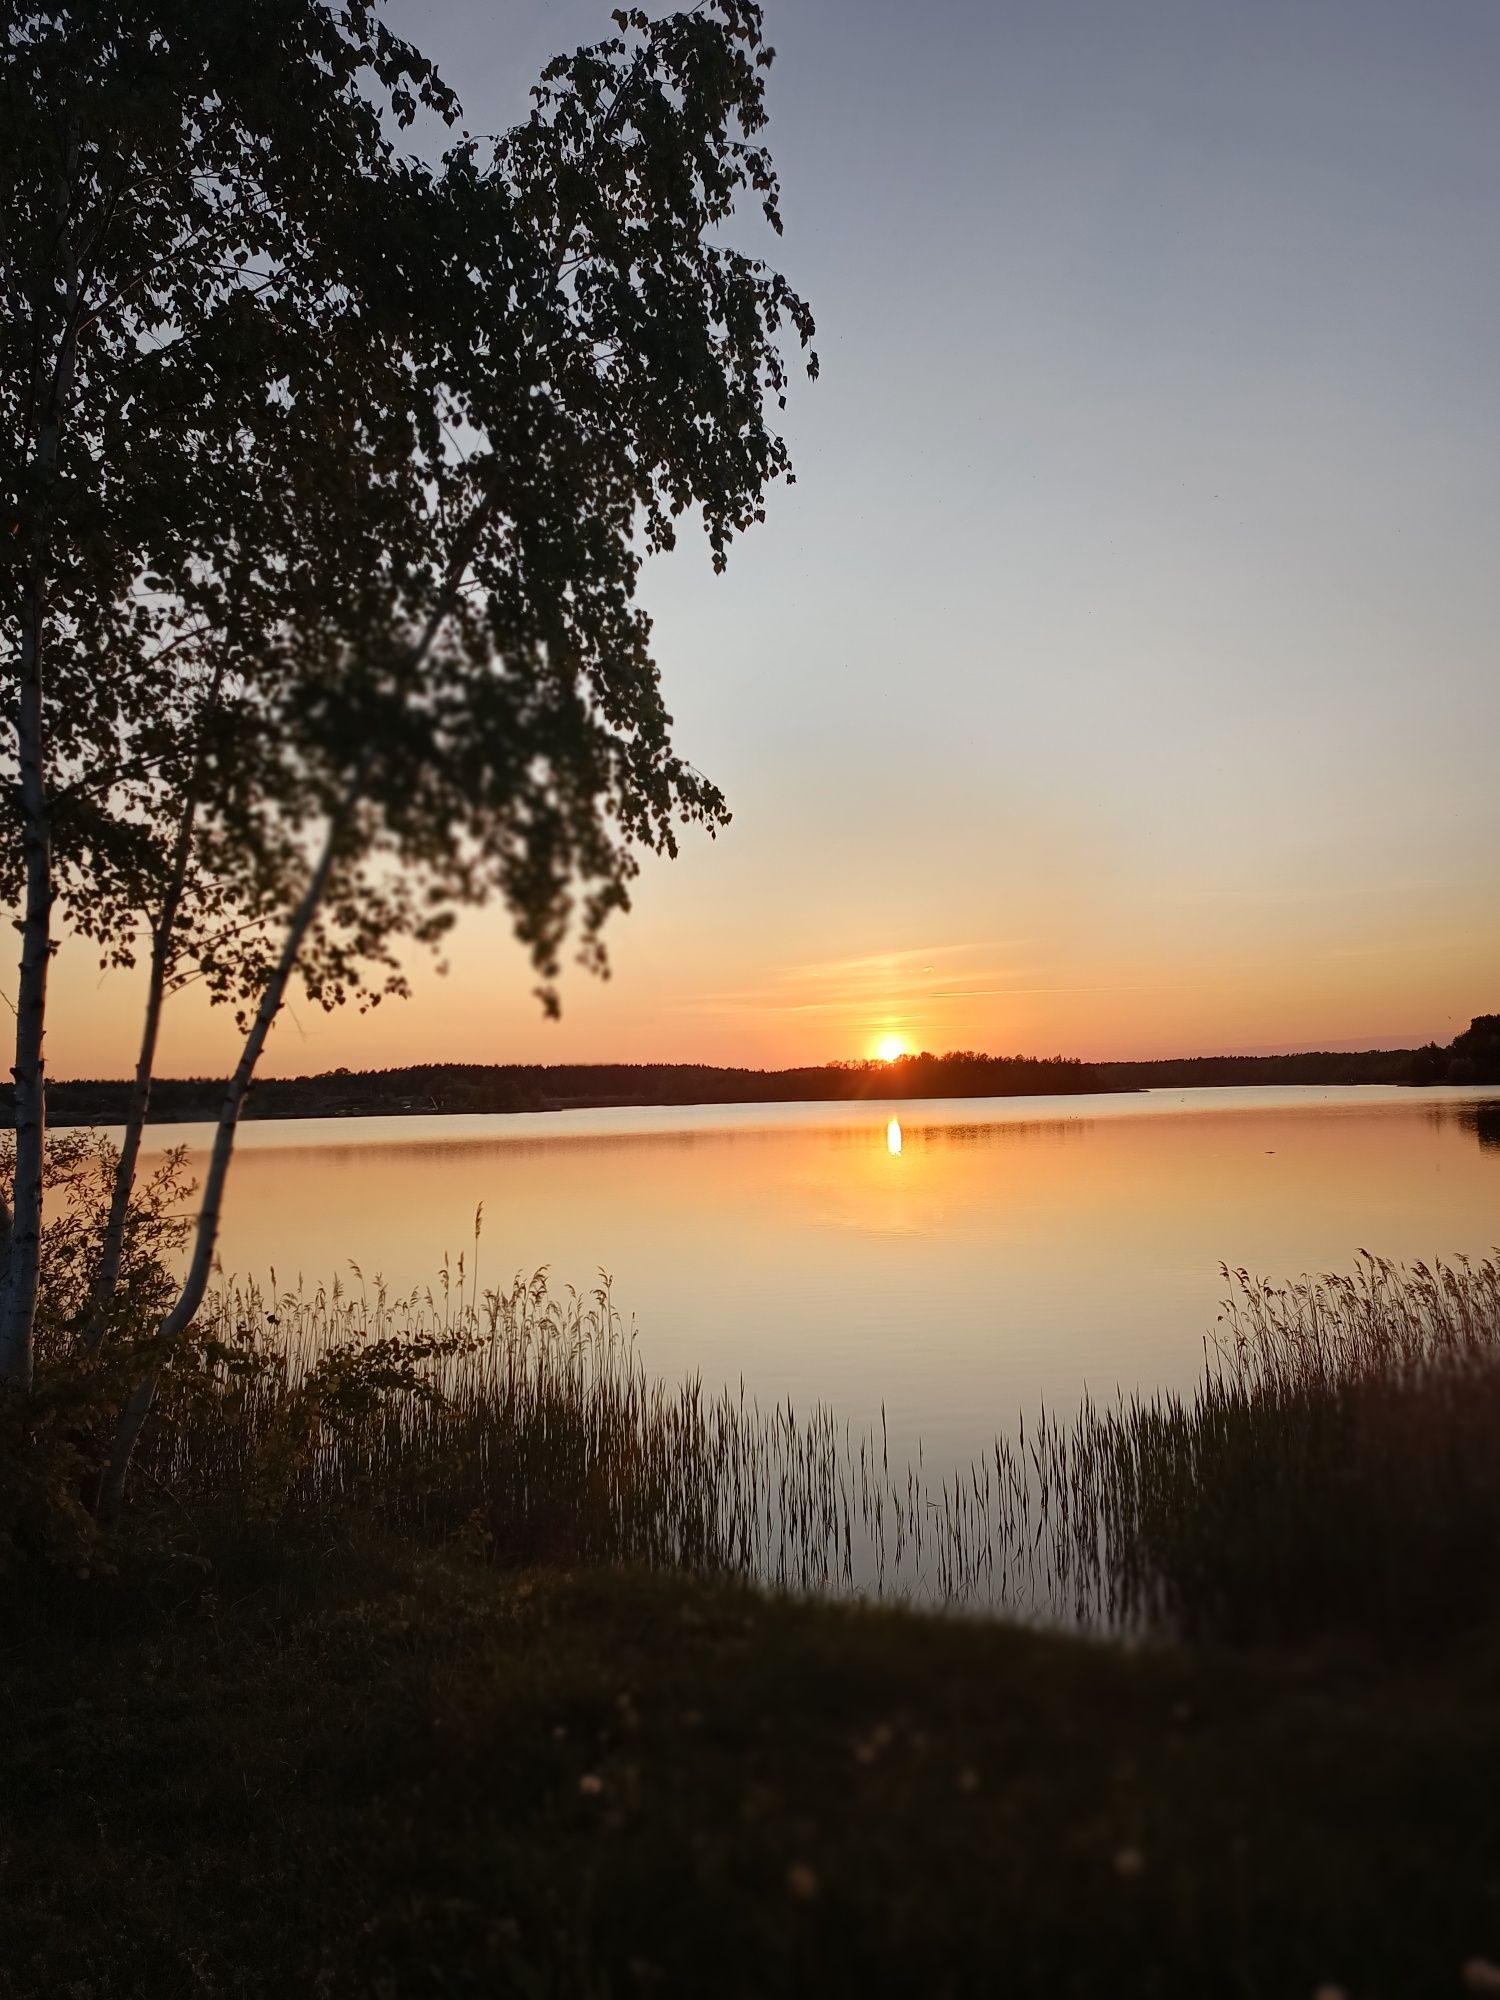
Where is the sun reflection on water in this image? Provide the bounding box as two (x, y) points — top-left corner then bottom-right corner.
(886, 1117), (903, 1157)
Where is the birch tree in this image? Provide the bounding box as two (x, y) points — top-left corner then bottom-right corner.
(2, 0), (816, 1496)
(2, 0), (462, 1387)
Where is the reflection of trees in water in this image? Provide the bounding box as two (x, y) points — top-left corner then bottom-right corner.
(917, 1120), (1094, 1149)
(821, 1117), (1095, 1153)
(1425, 1102), (1500, 1154)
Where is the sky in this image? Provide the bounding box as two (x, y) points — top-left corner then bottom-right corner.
(45, 0), (1500, 1076)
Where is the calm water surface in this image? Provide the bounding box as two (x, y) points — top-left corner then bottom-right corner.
(142, 1086), (1500, 1472)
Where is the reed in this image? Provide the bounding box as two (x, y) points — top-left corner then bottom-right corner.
(135, 1245), (1500, 1643)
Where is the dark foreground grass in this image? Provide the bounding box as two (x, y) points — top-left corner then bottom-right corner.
(6, 1528), (1500, 1999)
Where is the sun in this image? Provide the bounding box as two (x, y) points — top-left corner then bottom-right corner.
(874, 1034), (909, 1064)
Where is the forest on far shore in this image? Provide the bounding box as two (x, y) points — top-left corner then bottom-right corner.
(24, 1017), (1500, 1127)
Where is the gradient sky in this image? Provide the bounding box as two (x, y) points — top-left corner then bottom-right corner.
(44, 0), (1500, 1077)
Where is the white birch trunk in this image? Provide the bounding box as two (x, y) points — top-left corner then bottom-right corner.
(96, 483), (498, 1509)
(96, 762), (368, 1521)
(81, 666), (223, 1354)
(1, 153), (79, 1392)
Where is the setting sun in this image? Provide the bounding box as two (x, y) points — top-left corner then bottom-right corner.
(874, 1034), (909, 1064)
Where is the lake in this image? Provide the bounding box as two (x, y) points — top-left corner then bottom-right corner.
(143, 1084), (1500, 1481)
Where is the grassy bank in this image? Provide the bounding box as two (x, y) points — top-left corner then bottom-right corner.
(10, 1218), (1500, 1992)
(7, 1530), (1500, 1999)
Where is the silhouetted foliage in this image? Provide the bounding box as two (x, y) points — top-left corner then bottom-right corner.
(1408, 1016), (1500, 1088)
(1447, 1015), (1500, 1085)
(3, 0), (816, 1408)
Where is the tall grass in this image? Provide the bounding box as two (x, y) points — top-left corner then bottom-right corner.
(1092, 1253), (1500, 1640)
(139, 1249), (1500, 1644)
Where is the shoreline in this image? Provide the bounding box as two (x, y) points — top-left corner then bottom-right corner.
(42, 1077), (1462, 1132)
(24, 1043), (1470, 1129)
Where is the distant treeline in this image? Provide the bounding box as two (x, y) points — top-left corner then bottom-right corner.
(35, 1052), (1093, 1126)
(17, 1017), (1499, 1128)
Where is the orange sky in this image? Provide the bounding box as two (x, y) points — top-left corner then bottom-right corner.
(42, 837), (1499, 1079)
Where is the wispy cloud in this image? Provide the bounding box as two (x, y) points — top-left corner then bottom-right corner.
(672, 941), (1029, 1017)
(777, 941), (1026, 985)
(669, 941), (1170, 1020)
